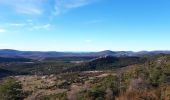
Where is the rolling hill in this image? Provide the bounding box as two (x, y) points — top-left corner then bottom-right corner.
(0, 49), (170, 59)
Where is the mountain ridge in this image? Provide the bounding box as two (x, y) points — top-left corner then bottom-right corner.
(0, 49), (170, 58)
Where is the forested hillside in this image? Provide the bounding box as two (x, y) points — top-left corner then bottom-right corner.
(0, 56), (146, 75)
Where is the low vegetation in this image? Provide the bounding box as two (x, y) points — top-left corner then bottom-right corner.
(0, 77), (27, 100)
(0, 55), (170, 100)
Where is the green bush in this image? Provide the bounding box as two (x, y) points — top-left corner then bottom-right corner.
(77, 89), (105, 100)
(0, 77), (25, 100)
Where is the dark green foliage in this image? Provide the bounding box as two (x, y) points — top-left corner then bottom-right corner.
(64, 56), (147, 72)
(0, 56), (147, 76)
(56, 80), (71, 89)
(0, 68), (15, 78)
(77, 89), (105, 100)
(147, 56), (170, 86)
(0, 57), (32, 63)
(77, 75), (119, 100)
(0, 77), (25, 100)
(0, 62), (79, 75)
(91, 75), (119, 95)
(120, 55), (170, 90)
(76, 55), (170, 100)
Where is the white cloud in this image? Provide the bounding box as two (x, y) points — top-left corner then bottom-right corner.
(31, 24), (51, 30)
(0, 0), (45, 15)
(54, 0), (98, 15)
(2, 21), (51, 31)
(0, 28), (6, 33)
(64, 0), (92, 8)
(15, 7), (42, 15)
(0, 0), (100, 16)
(9, 23), (26, 27)
(43, 24), (51, 29)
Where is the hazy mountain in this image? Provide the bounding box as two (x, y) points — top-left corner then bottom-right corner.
(0, 49), (170, 59)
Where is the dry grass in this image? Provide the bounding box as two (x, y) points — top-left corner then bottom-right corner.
(15, 75), (67, 100)
(14, 72), (112, 100)
(116, 90), (159, 100)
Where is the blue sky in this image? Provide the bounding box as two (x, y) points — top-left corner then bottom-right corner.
(0, 0), (170, 51)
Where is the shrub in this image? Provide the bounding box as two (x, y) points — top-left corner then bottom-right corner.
(0, 77), (25, 100)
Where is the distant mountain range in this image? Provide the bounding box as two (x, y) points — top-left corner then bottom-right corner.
(0, 49), (170, 59)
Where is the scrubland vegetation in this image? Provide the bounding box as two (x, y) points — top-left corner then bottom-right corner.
(0, 55), (170, 100)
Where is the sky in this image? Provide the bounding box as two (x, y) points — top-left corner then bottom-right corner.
(0, 0), (170, 51)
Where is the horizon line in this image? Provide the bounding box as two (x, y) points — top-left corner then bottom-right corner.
(0, 49), (170, 53)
